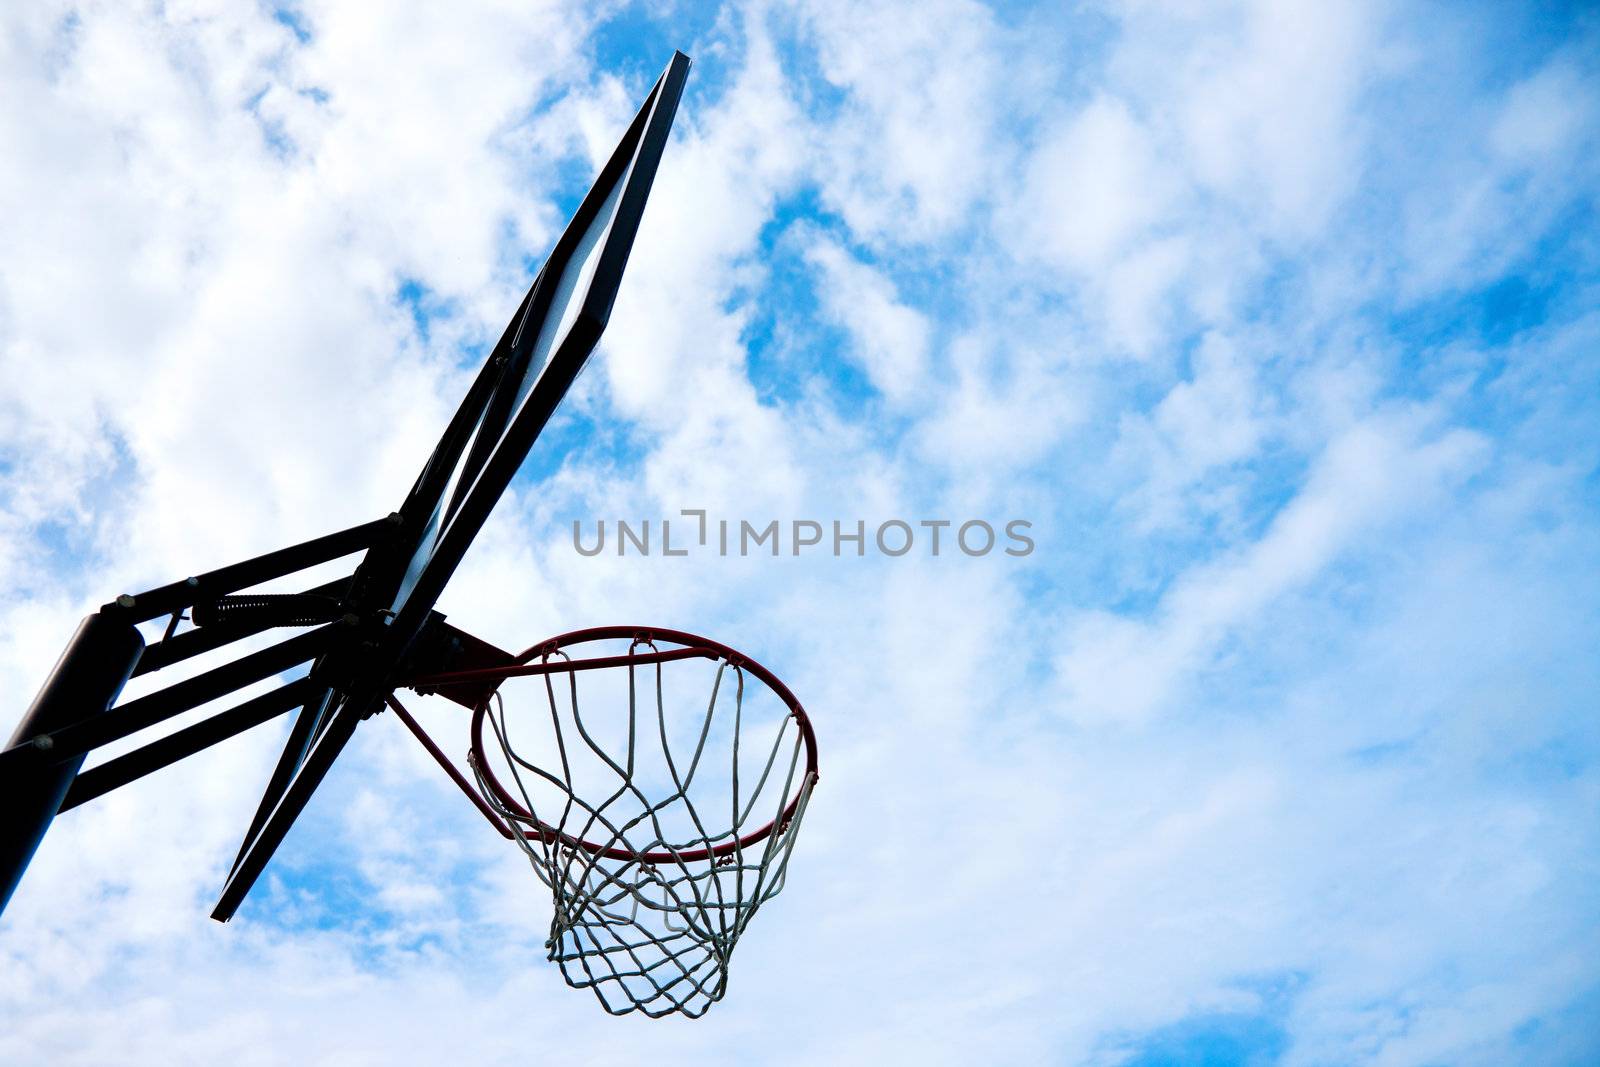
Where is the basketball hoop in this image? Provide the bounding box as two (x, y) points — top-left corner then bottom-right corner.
(393, 626), (819, 1018)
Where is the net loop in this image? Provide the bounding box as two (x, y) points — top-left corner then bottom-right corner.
(467, 627), (818, 1018)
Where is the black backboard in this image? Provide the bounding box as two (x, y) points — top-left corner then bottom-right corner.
(211, 52), (691, 920)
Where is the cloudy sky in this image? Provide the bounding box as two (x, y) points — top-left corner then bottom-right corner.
(2, 0), (1598, 1063)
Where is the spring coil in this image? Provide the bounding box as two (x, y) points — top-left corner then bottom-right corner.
(192, 594), (345, 628)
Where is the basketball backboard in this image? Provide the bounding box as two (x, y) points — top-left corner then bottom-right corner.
(211, 51), (692, 920)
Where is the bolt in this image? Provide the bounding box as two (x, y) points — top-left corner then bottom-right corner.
(185, 577), (199, 587)
(116, 594), (136, 609)
(31, 735), (54, 751)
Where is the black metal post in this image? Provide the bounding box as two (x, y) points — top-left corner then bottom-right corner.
(59, 678), (320, 814)
(0, 612), (144, 915)
(227, 685), (332, 874)
(212, 700), (361, 921)
(109, 514), (396, 625)
(0, 622), (343, 773)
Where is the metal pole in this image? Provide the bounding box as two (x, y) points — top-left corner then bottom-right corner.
(58, 678), (319, 814)
(110, 514), (396, 625)
(13, 622), (342, 767)
(0, 612), (144, 915)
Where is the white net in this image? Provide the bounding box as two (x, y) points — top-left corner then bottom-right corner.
(469, 638), (816, 1018)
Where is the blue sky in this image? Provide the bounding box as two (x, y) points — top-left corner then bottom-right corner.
(1, 1), (1597, 1064)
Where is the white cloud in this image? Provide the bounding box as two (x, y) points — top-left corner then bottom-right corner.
(795, 0), (1003, 242)
(1167, 0), (1375, 239)
(1113, 329), (1269, 533)
(1021, 95), (1179, 272)
(803, 236), (930, 404)
(1056, 412), (1489, 724)
(1490, 59), (1595, 162)
(1384, 45), (1598, 303)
